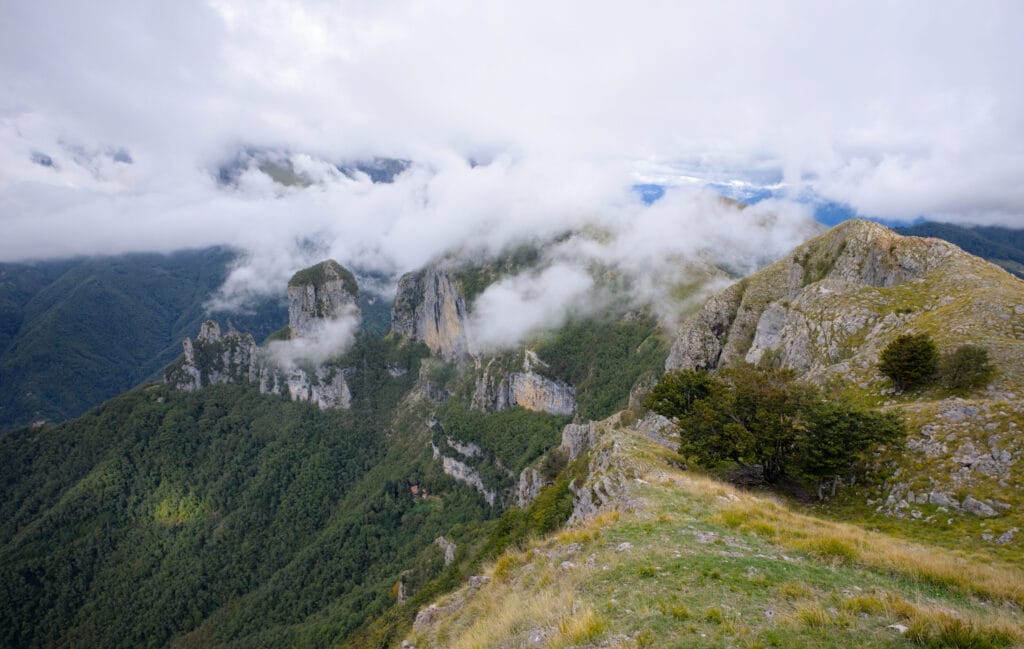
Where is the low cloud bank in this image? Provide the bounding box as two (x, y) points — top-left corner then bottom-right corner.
(265, 307), (360, 368)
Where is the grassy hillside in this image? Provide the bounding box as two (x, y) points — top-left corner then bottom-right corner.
(0, 248), (287, 431)
(408, 415), (1024, 648)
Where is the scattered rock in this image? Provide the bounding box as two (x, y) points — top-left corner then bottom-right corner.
(962, 495), (999, 518)
(468, 575), (490, 589)
(616, 542), (633, 552)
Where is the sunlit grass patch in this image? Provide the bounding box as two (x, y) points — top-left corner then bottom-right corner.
(547, 607), (607, 648)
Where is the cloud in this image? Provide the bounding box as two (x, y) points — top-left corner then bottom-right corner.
(468, 263), (596, 352)
(265, 306), (360, 368)
(1, 0), (1022, 282)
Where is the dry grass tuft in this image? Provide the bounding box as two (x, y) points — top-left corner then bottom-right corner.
(547, 607), (607, 648)
(713, 497), (1024, 605)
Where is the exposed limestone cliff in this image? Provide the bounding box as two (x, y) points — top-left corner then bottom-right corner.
(666, 219), (960, 373)
(166, 260), (360, 410)
(164, 321), (258, 391)
(472, 354), (578, 416)
(286, 260), (360, 338)
(391, 266), (471, 361)
(431, 442), (496, 506)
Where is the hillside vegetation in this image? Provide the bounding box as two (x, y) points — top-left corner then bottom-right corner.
(408, 415), (1024, 648)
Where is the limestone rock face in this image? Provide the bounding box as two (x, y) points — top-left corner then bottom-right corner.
(472, 356), (577, 416)
(666, 219), (960, 375)
(166, 260), (362, 411)
(501, 373), (576, 416)
(516, 467), (547, 507)
(287, 260), (360, 338)
(391, 266), (471, 361)
(431, 442), (496, 505)
(561, 422), (597, 462)
(165, 321), (258, 391)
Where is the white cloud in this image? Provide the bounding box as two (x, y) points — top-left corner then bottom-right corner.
(266, 306), (360, 368)
(0, 0), (1021, 277)
(468, 263), (596, 352)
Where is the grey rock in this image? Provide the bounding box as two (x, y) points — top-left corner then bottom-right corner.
(473, 363), (577, 416)
(997, 528), (1018, 544)
(468, 575), (490, 588)
(516, 467), (547, 508)
(561, 423), (598, 462)
(165, 320), (258, 391)
(391, 266), (471, 360)
(432, 445), (496, 505)
(928, 491), (959, 508)
(667, 220), (956, 373)
(962, 495), (998, 517)
(286, 260), (360, 339)
(435, 536), (457, 566)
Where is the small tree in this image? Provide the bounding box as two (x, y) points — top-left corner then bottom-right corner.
(939, 344), (995, 392)
(878, 333), (938, 391)
(797, 400), (905, 498)
(643, 369), (716, 420)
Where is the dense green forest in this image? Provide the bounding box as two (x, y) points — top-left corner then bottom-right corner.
(0, 335), (488, 649)
(0, 248), (286, 431)
(0, 326), (595, 648)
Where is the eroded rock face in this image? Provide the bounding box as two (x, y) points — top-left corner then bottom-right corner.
(431, 443), (496, 505)
(666, 219), (960, 375)
(166, 260), (361, 411)
(472, 361), (577, 416)
(561, 422), (597, 462)
(391, 266), (471, 361)
(286, 260), (360, 338)
(516, 467), (547, 507)
(165, 321), (258, 391)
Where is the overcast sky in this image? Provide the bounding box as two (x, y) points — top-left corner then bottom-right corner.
(2, 0), (1022, 276)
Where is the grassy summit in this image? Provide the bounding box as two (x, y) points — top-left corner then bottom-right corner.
(288, 259), (359, 298)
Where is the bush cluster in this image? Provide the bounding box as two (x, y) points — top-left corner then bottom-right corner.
(646, 365), (905, 490)
(878, 334), (994, 393)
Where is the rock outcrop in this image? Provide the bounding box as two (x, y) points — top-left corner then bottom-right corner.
(472, 353), (577, 416)
(391, 266), (471, 361)
(166, 260), (360, 411)
(515, 467), (546, 507)
(666, 219), (958, 374)
(165, 321), (258, 391)
(561, 422), (597, 462)
(286, 260), (360, 338)
(431, 442), (497, 506)
(666, 219), (1024, 528)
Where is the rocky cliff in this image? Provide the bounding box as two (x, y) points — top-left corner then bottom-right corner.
(391, 265), (471, 361)
(472, 352), (578, 416)
(164, 321), (258, 391)
(166, 259), (360, 410)
(666, 219), (959, 373)
(286, 260), (360, 338)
